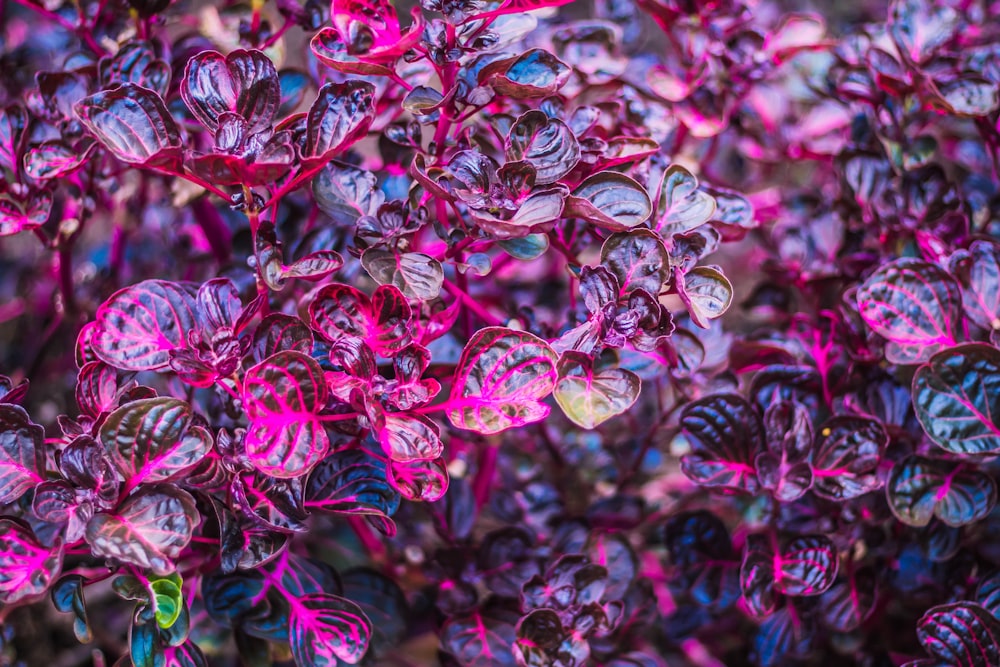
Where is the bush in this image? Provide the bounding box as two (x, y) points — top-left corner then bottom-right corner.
(2, 0), (1000, 665)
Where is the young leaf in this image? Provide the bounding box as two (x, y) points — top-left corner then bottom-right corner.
(553, 351), (640, 429)
(0, 404), (44, 503)
(654, 165), (717, 235)
(0, 519), (62, 604)
(180, 49), (279, 132)
(362, 249), (444, 301)
(150, 572), (184, 629)
(387, 457), (449, 502)
(52, 575), (92, 642)
(913, 344), (1000, 454)
(680, 394), (762, 493)
(304, 81), (376, 162)
(289, 593), (373, 665)
(85, 484), (199, 576)
(447, 327), (558, 435)
(599, 229), (669, 296)
(811, 416), (887, 500)
(74, 83), (181, 165)
(564, 172), (652, 231)
(887, 455), (997, 527)
(678, 266), (733, 328)
(99, 397), (212, 482)
(308, 284), (412, 358)
(91, 280), (198, 371)
(855, 258), (961, 364)
(378, 412), (443, 462)
(243, 351), (331, 478)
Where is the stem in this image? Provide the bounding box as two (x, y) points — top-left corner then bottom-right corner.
(8, 0), (107, 55)
(191, 197), (233, 265)
(348, 517), (386, 562)
(472, 445), (498, 508)
(443, 279), (503, 327)
(58, 244), (77, 316)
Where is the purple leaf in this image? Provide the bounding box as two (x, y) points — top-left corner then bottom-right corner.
(75, 361), (118, 418)
(913, 344), (1000, 455)
(305, 449), (399, 535)
(599, 229), (670, 296)
(811, 416), (887, 501)
(482, 50), (572, 99)
(553, 351), (640, 429)
(889, 0), (958, 64)
(74, 83), (181, 166)
(677, 266), (733, 328)
(99, 397), (212, 483)
(85, 484), (198, 576)
(819, 569), (877, 632)
(312, 161), (384, 226)
(887, 455), (997, 527)
(361, 249), (444, 301)
(915, 602), (1000, 667)
(388, 457), (449, 502)
(855, 258), (961, 364)
(505, 109), (580, 184)
(289, 593), (373, 665)
(304, 81), (376, 163)
(951, 240), (1000, 331)
(654, 164), (716, 235)
(564, 172), (652, 231)
(91, 280), (199, 371)
(181, 49), (279, 133)
(442, 612), (517, 667)
(680, 394), (762, 493)
(23, 140), (93, 180)
(740, 534), (838, 616)
(447, 327), (558, 435)
(0, 519), (62, 604)
(755, 401), (813, 502)
(661, 511), (740, 609)
(377, 412), (442, 462)
(0, 404), (44, 503)
(308, 284), (412, 358)
(251, 314), (314, 363)
(0, 191), (53, 236)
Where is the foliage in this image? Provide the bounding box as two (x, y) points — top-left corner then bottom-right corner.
(1, 0), (1000, 665)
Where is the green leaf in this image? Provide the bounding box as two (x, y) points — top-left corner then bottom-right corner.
(554, 352), (641, 429)
(151, 572), (184, 629)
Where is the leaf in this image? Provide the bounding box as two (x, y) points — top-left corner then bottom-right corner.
(52, 575), (92, 642)
(74, 83), (181, 165)
(387, 457), (449, 502)
(181, 49), (279, 132)
(305, 449), (399, 535)
(0, 520), (62, 604)
(447, 327), (558, 435)
(23, 140), (92, 180)
(819, 569), (877, 632)
(811, 416), (887, 500)
(308, 284), (412, 357)
(91, 280), (198, 371)
(85, 484), (198, 576)
(680, 394), (762, 493)
(442, 612), (517, 667)
(252, 314), (314, 363)
(599, 229), (669, 296)
(661, 511), (740, 609)
(99, 397), (212, 482)
(855, 258), (961, 364)
(753, 606), (811, 667)
(486, 50), (571, 98)
(564, 172), (652, 231)
(678, 266), (733, 328)
(915, 602), (1000, 667)
(312, 161), (385, 226)
(304, 81), (376, 162)
(151, 572), (184, 629)
(203, 572), (289, 641)
(243, 351), (331, 478)
(378, 412), (443, 462)
(75, 361), (119, 418)
(362, 249), (444, 301)
(289, 593), (373, 665)
(740, 534), (838, 617)
(913, 344), (1000, 454)
(0, 192), (52, 236)
(654, 165), (717, 235)
(498, 234), (549, 260)
(554, 351), (640, 429)
(0, 404), (44, 503)
(505, 110), (580, 184)
(936, 77), (1000, 117)
(889, 0), (958, 64)
(952, 240), (1000, 331)
(887, 455), (997, 527)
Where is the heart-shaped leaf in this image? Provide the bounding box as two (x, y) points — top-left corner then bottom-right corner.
(913, 344), (1000, 454)
(887, 455), (997, 527)
(914, 602), (1000, 667)
(99, 397), (212, 483)
(308, 284), (412, 358)
(289, 593), (373, 665)
(377, 412), (442, 463)
(388, 457), (449, 502)
(564, 172), (651, 231)
(553, 351), (640, 429)
(181, 49), (279, 132)
(680, 394), (762, 493)
(0, 519), (62, 604)
(856, 258), (961, 365)
(0, 404), (44, 503)
(740, 534), (838, 617)
(85, 484), (198, 576)
(811, 416), (887, 500)
(599, 229), (669, 296)
(678, 266), (733, 328)
(75, 84), (181, 166)
(447, 327), (558, 435)
(654, 165), (717, 235)
(505, 110), (580, 184)
(304, 81), (376, 163)
(91, 280), (198, 371)
(243, 351), (331, 478)
(362, 249), (444, 301)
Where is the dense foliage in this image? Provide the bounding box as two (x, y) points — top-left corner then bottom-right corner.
(2, 0), (1000, 664)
